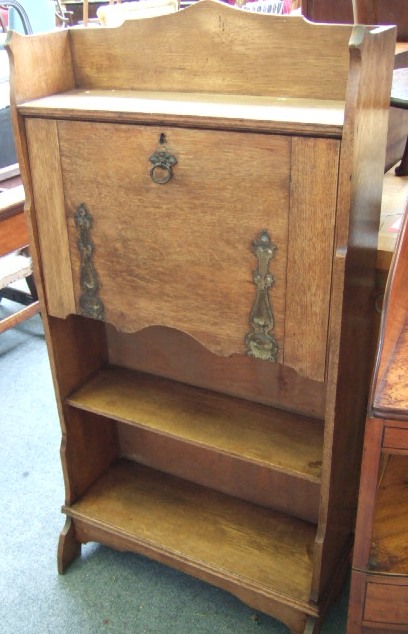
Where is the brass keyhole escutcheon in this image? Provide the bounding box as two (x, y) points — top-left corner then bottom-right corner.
(149, 150), (177, 184)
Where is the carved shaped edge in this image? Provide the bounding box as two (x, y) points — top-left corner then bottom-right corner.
(57, 517), (81, 574)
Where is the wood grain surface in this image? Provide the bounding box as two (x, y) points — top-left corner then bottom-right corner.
(372, 205), (408, 420)
(25, 119), (76, 317)
(58, 120), (291, 359)
(5, 5), (398, 631)
(67, 365), (324, 480)
(65, 459), (317, 604)
(67, 2), (353, 99)
(370, 454), (408, 575)
(285, 137), (339, 382)
(18, 90), (345, 137)
(106, 324), (327, 418)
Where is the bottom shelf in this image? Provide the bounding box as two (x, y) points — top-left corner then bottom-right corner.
(64, 459), (317, 610)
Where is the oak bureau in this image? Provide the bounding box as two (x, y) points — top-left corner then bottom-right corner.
(6, 3), (396, 632)
(347, 203), (408, 633)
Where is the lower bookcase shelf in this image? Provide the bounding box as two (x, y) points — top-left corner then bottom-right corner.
(59, 362), (325, 630)
(62, 459), (318, 614)
(65, 364), (324, 522)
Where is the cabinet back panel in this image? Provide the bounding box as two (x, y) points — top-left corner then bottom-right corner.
(68, 365), (324, 480)
(118, 424), (320, 523)
(68, 2), (352, 101)
(106, 324), (326, 419)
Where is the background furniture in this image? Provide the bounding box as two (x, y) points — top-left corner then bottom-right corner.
(347, 201), (408, 633)
(390, 68), (408, 176)
(61, 1), (108, 26)
(377, 165), (408, 275)
(0, 181), (39, 333)
(95, 0), (178, 27)
(302, 0), (408, 40)
(6, 4), (396, 633)
(7, 0), (54, 33)
(353, 1), (408, 176)
(300, 0), (408, 174)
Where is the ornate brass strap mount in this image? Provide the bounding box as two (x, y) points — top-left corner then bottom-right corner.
(74, 203), (105, 320)
(245, 230), (278, 362)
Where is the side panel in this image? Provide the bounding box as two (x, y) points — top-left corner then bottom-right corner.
(285, 137), (339, 382)
(25, 118), (76, 317)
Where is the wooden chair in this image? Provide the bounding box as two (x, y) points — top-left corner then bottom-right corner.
(0, 184), (39, 334)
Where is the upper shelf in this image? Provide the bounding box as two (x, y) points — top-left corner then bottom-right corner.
(18, 89), (345, 135)
(67, 365), (324, 482)
(5, 1), (396, 115)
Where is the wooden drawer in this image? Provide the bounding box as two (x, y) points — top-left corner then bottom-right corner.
(383, 426), (408, 452)
(26, 118), (339, 381)
(364, 578), (408, 626)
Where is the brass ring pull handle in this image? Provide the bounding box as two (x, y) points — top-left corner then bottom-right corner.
(149, 151), (177, 184)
